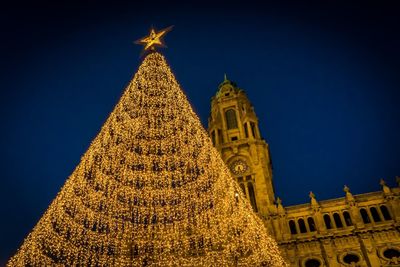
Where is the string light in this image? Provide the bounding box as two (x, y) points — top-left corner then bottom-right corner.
(8, 52), (286, 266)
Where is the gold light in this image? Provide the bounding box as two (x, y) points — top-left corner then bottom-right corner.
(135, 26), (173, 51)
(8, 43), (286, 266)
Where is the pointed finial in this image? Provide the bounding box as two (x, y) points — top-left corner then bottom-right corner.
(309, 191), (319, 207)
(343, 185), (350, 193)
(224, 73), (228, 81)
(380, 178), (392, 195)
(344, 185), (355, 202)
(276, 197), (285, 214)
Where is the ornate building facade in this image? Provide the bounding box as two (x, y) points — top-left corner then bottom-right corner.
(208, 77), (400, 267)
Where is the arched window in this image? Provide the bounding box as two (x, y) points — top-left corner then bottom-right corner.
(218, 129), (224, 144)
(370, 207), (381, 222)
(305, 258), (321, 267)
(360, 208), (371, 224)
(307, 217), (316, 232)
(298, 218), (307, 233)
(333, 213), (343, 228)
(380, 205), (392, 220)
(225, 109), (238, 129)
(239, 183), (246, 195)
(247, 183), (258, 212)
(323, 214), (332, 229)
(250, 122), (257, 138)
(244, 123), (249, 138)
(211, 130), (216, 145)
(383, 248), (400, 259)
(343, 254), (360, 265)
(289, 220), (297, 235)
(343, 211), (353, 226)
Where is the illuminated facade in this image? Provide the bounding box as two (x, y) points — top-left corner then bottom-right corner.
(208, 77), (400, 267)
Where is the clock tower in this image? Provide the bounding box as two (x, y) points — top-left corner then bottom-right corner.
(208, 76), (276, 217)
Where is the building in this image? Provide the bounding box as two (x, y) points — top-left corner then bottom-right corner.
(208, 77), (400, 267)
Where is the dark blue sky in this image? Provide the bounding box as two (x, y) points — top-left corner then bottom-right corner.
(1, 0), (400, 263)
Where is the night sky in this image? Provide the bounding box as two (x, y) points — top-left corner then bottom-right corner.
(1, 1), (400, 263)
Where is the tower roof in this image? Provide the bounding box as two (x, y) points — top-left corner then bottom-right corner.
(215, 74), (241, 98)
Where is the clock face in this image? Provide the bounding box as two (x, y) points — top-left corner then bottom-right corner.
(230, 160), (248, 175)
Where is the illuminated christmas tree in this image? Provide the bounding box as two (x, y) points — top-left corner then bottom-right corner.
(8, 27), (286, 266)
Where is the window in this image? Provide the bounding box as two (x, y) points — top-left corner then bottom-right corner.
(218, 129), (223, 144)
(239, 183), (246, 195)
(225, 109), (238, 129)
(244, 123), (249, 138)
(343, 254), (360, 265)
(380, 205), (392, 220)
(360, 208), (371, 224)
(211, 130), (216, 145)
(289, 220), (297, 235)
(324, 214), (333, 229)
(308, 217), (316, 232)
(333, 213), (343, 228)
(304, 259), (321, 267)
(383, 248), (400, 259)
(298, 218), (307, 233)
(231, 136), (238, 141)
(343, 211), (353, 226)
(250, 122), (257, 138)
(247, 183), (258, 212)
(370, 207), (381, 222)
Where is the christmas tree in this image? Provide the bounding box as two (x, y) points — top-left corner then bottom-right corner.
(8, 28), (286, 266)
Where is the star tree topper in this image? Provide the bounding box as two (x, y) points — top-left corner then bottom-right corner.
(135, 26), (174, 53)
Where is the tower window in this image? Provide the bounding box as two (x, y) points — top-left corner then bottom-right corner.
(360, 208), (371, 224)
(247, 183), (258, 212)
(333, 213), (343, 228)
(343, 211), (353, 226)
(289, 220), (297, 235)
(239, 183), (246, 195)
(225, 109), (238, 129)
(370, 207), (381, 222)
(231, 136), (238, 141)
(250, 122), (256, 138)
(211, 130), (216, 145)
(324, 214), (333, 229)
(380, 205), (392, 220)
(244, 123), (249, 138)
(218, 129), (224, 144)
(298, 218), (307, 233)
(307, 217), (316, 232)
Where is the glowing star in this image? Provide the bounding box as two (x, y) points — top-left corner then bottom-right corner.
(135, 26), (173, 51)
